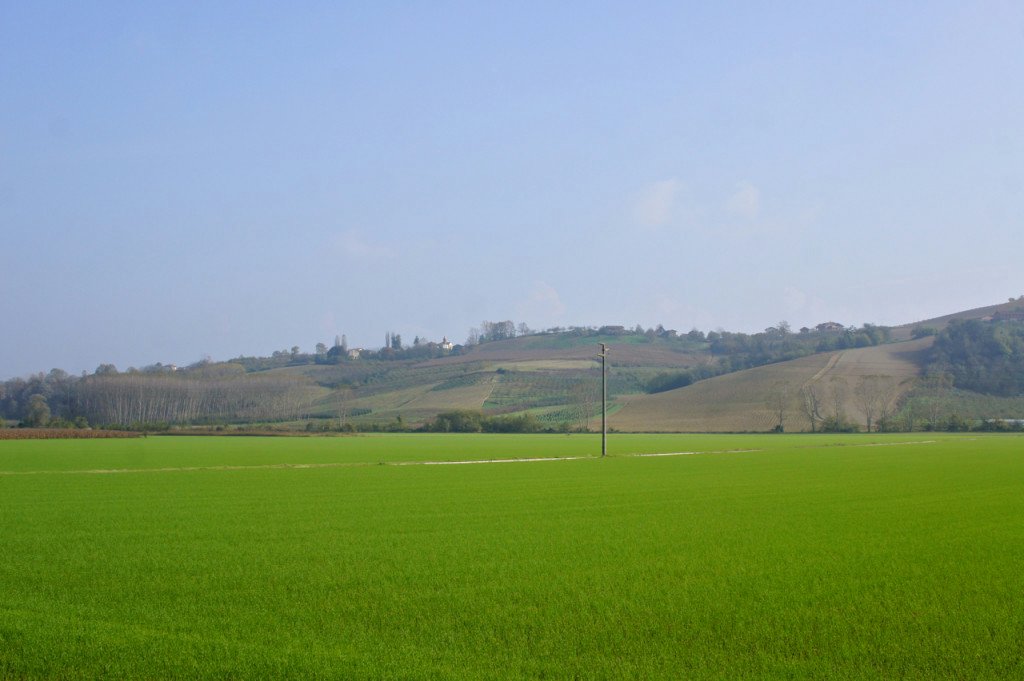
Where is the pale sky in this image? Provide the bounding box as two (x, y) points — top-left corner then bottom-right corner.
(2, 2), (1023, 378)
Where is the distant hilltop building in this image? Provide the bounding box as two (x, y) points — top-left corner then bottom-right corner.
(439, 337), (454, 351)
(815, 321), (845, 332)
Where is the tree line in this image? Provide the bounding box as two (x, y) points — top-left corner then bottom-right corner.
(422, 410), (545, 433)
(927, 318), (1024, 396)
(644, 323), (889, 394)
(1, 364), (318, 428)
(708, 323), (889, 373)
(795, 375), (904, 433)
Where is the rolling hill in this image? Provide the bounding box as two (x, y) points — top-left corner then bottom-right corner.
(7, 299), (1023, 432)
(611, 337), (932, 432)
(284, 299), (1024, 432)
(203, 300), (1024, 431)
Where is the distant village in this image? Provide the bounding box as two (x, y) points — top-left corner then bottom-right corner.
(338, 334), (454, 361)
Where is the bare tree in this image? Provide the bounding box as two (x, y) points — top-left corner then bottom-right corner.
(875, 378), (902, 431)
(765, 381), (790, 432)
(337, 387), (354, 430)
(902, 397), (921, 432)
(919, 374), (952, 428)
(828, 377), (848, 429)
(800, 383), (824, 432)
(75, 371), (318, 426)
(854, 376), (881, 432)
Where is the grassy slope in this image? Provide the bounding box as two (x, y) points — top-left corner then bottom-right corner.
(257, 300), (1020, 430)
(271, 336), (702, 426)
(612, 338), (931, 432)
(889, 298), (1024, 340)
(1, 434), (1022, 679)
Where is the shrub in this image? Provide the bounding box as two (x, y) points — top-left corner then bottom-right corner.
(819, 416), (858, 433)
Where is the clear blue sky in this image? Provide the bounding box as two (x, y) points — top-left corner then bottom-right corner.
(2, 1), (1022, 378)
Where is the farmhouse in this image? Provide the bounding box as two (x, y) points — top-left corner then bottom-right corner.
(815, 321), (845, 332)
(439, 337), (454, 352)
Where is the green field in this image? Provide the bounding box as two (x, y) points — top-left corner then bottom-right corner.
(2, 434), (1023, 678)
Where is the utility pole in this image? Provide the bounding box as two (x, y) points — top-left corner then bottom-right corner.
(599, 343), (609, 457)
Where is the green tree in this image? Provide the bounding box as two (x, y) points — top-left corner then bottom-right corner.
(24, 393), (51, 427)
(931, 318), (1024, 396)
(827, 377), (850, 430)
(429, 410), (484, 433)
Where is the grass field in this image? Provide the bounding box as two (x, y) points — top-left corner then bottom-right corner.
(2, 433), (1023, 678)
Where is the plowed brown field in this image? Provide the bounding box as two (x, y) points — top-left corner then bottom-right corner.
(611, 338), (932, 432)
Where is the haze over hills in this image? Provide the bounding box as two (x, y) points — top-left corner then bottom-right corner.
(3, 298), (1024, 433)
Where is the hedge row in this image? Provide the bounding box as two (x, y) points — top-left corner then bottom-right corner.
(0, 429), (142, 440)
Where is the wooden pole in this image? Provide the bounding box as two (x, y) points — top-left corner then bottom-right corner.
(600, 343), (608, 457)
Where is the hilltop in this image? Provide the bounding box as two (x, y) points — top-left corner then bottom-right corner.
(889, 297), (1024, 340)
